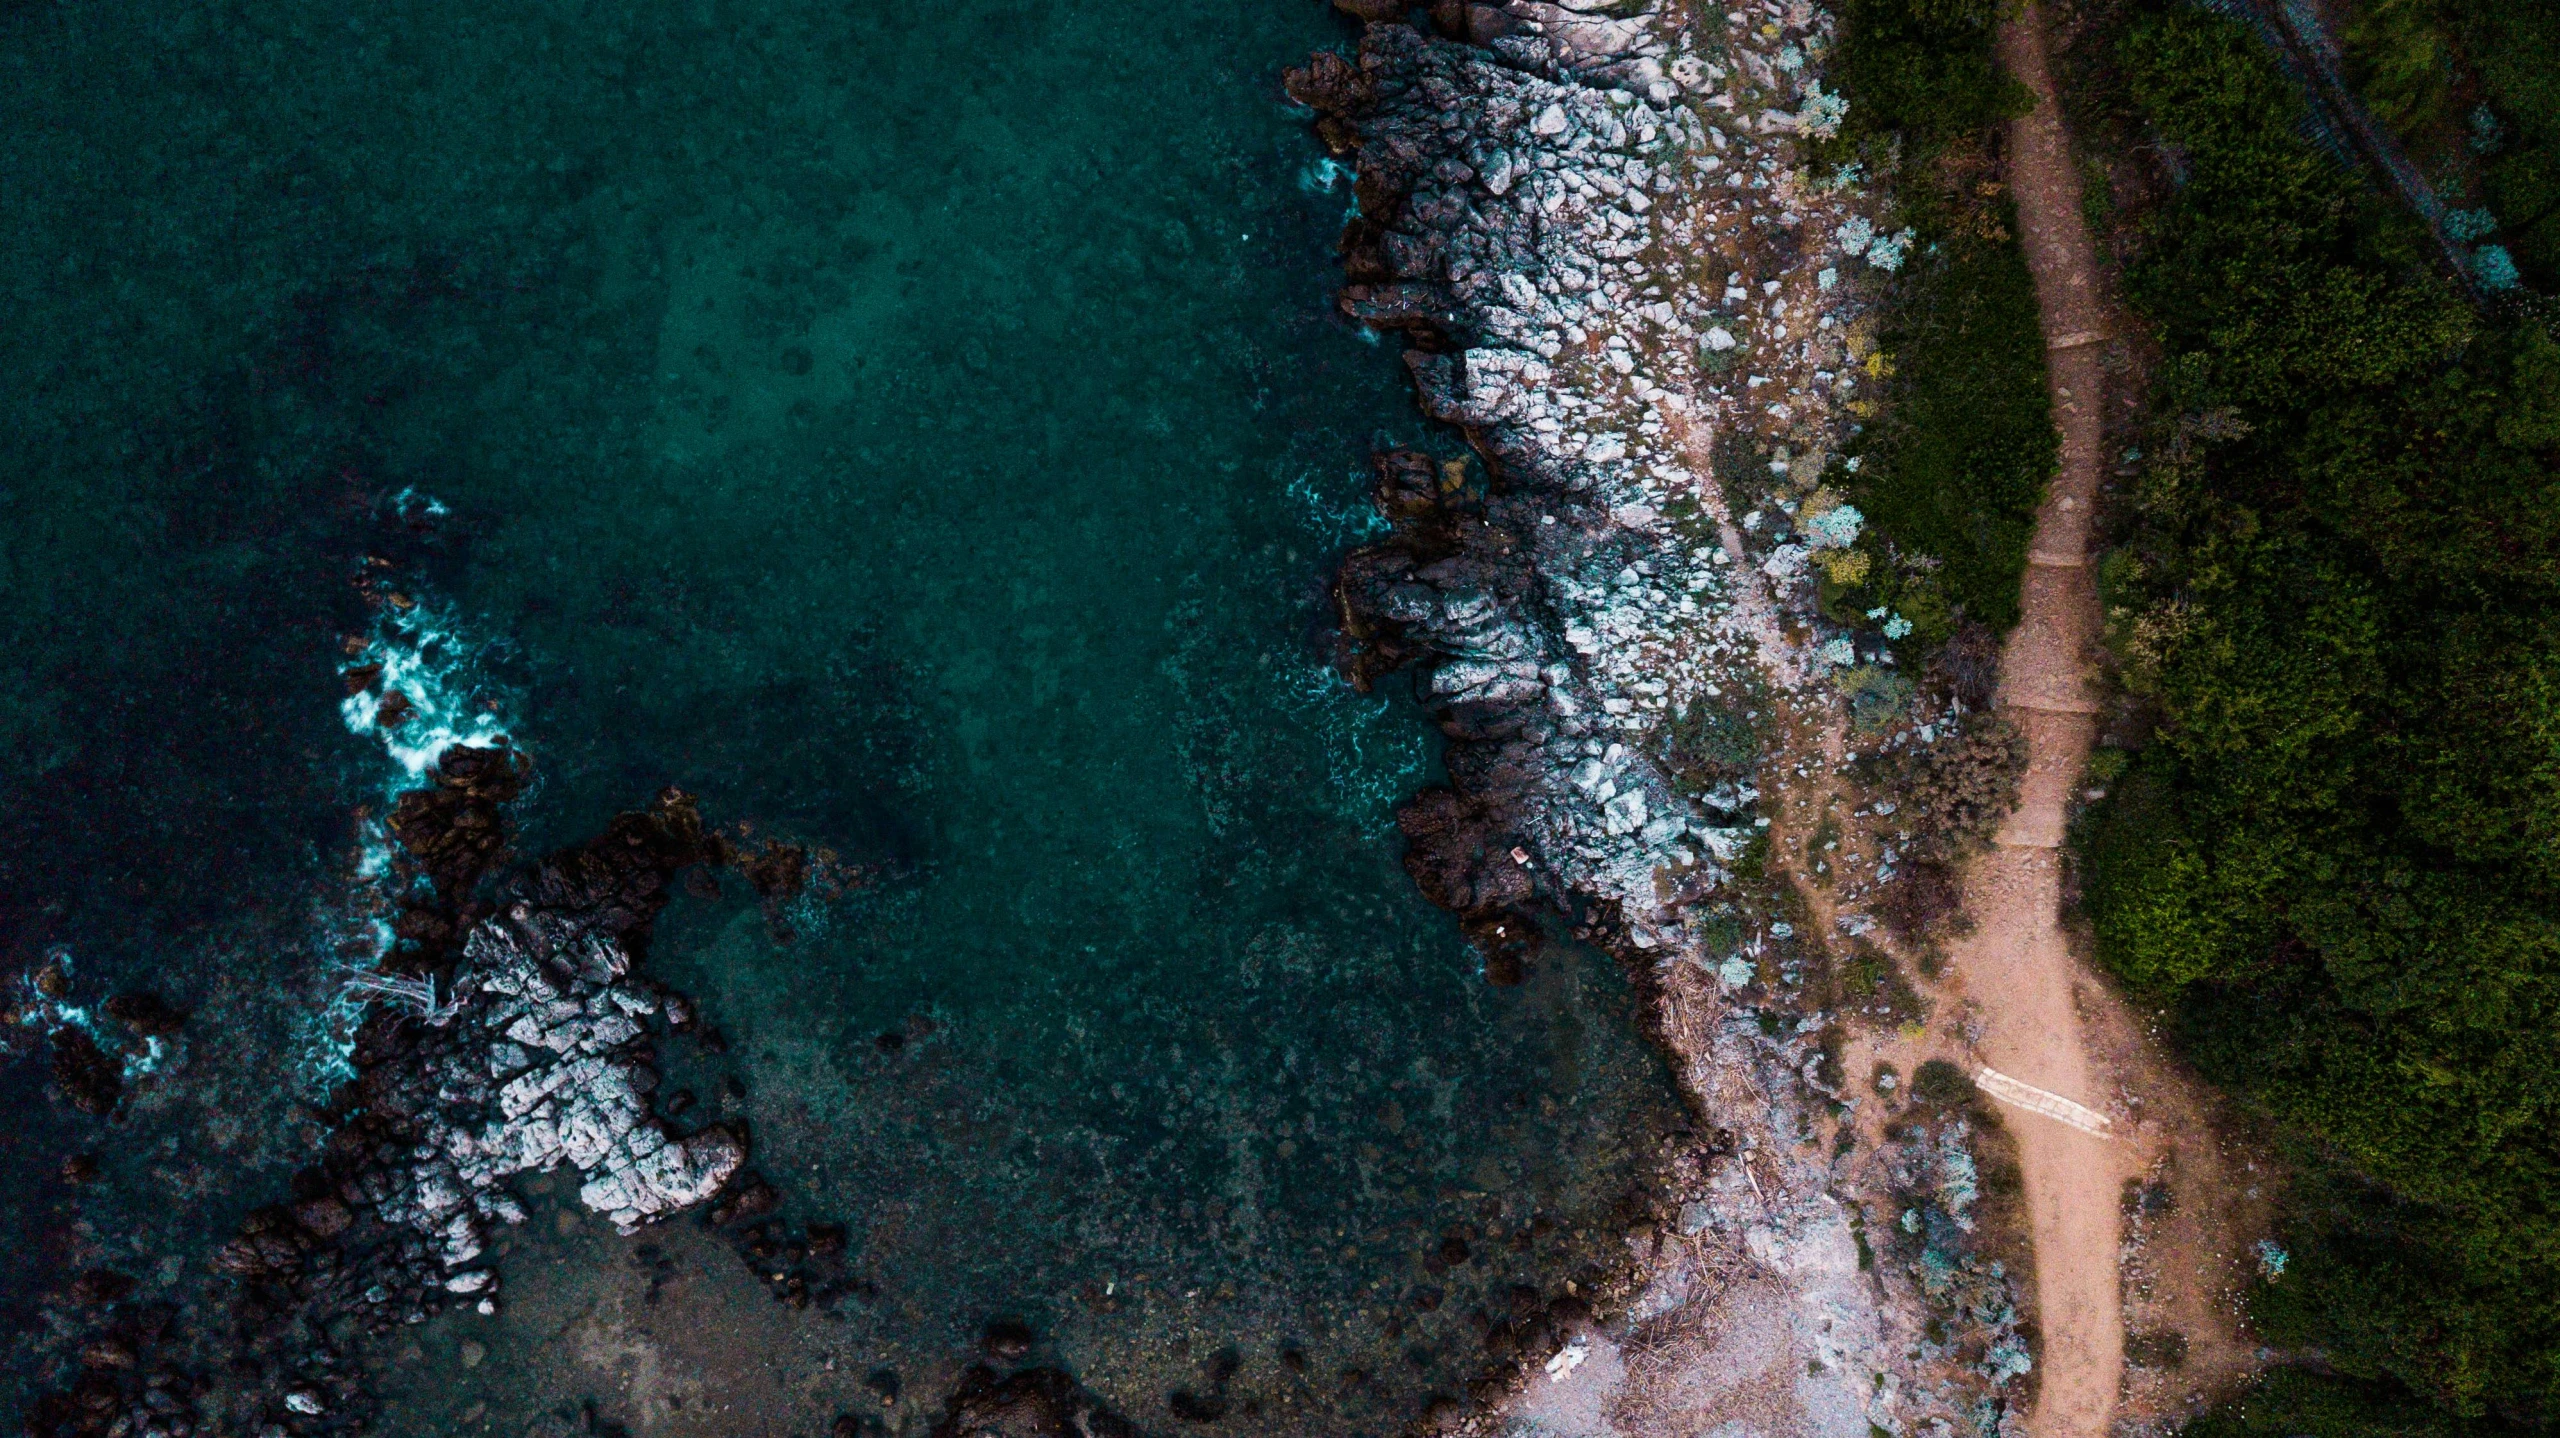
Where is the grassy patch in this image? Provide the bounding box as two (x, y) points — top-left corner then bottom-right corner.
(1657, 687), (1765, 799)
(1834, 939), (1926, 1023)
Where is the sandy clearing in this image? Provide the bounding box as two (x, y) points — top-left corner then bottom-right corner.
(1943, 9), (2137, 1434)
(1946, 848), (2129, 1438)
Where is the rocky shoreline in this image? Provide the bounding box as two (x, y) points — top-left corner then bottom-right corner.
(14, 510), (1695, 1438)
(1298, 4), (2037, 1435)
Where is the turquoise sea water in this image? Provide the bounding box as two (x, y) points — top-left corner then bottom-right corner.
(0, 3), (1684, 1432)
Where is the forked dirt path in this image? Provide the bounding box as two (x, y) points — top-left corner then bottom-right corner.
(1942, 8), (2136, 1434)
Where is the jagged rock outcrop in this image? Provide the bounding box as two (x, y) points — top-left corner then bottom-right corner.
(336, 789), (743, 1295)
(350, 900), (743, 1284)
(26, 782), (757, 1438)
(1298, 16), (1817, 947)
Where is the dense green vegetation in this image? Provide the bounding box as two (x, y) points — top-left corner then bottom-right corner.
(1820, 0), (2055, 647)
(1823, 0), (2560, 1418)
(1822, 0), (2560, 1422)
(2462, 1), (2560, 288)
(2340, 0), (2560, 288)
(1840, 231), (2056, 636)
(2075, 6), (2560, 1428)
(1830, 0), (2035, 158)
(2184, 1368), (2504, 1438)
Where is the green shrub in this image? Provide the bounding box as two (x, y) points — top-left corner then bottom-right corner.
(1845, 229), (2057, 636)
(1909, 1057), (1976, 1106)
(1876, 713), (2028, 864)
(1838, 664), (1917, 736)
(2346, 0), (2456, 135)
(2082, 762), (2236, 994)
(1830, 0), (2035, 160)
(2447, 0), (2560, 288)
(2183, 1368), (2489, 1438)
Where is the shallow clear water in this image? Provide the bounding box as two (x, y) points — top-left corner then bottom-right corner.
(0, 3), (1685, 1431)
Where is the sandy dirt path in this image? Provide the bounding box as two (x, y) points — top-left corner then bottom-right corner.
(1941, 8), (2138, 1435)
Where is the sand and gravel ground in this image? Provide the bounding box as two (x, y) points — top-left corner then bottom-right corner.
(1932, 12), (2270, 1432)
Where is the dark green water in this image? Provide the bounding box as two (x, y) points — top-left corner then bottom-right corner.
(0, 3), (1684, 1432)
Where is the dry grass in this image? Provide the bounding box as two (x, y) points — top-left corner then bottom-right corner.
(1607, 1268), (1810, 1438)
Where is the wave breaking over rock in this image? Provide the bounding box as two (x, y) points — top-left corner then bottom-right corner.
(23, 779), (766, 1438)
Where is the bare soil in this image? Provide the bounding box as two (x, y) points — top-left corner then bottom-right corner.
(1916, 10), (2274, 1433)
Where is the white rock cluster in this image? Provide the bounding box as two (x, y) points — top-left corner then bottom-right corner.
(347, 906), (741, 1296)
(1317, 4), (2033, 1433)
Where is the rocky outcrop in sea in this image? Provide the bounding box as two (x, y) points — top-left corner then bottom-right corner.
(335, 793), (746, 1289)
(1296, 7), (1870, 936)
(1299, 3), (2035, 1434)
(22, 775), (763, 1438)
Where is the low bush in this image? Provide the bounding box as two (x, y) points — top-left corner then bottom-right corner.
(1830, 0), (2034, 160)
(2184, 1368), (2489, 1438)
(2457, 0), (2560, 290)
(1877, 713), (2028, 866)
(1910, 1056), (1978, 1107)
(1842, 230), (2057, 637)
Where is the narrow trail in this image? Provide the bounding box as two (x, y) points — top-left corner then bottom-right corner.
(1942, 8), (2138, 1435)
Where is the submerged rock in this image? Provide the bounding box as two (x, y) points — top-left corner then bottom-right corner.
(928, 1366), (1139, 1438)
(26, 784), (766, 1438)
(102, 991), (187, 1038)
(48, 1026), (123, 1117)
(349, 790), (747, 1284)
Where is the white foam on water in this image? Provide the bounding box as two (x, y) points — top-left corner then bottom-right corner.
(2, 951), (179, 1083)
(1284, 461), (1391, 549)
(1272, 653), (1427, 838)
(337, 593), (514, 782)
(297, 512), (523, 1093)
(1298, 156), (1353, 194)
